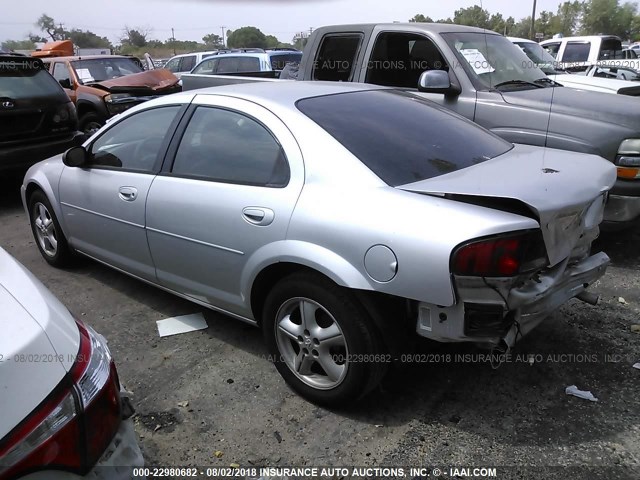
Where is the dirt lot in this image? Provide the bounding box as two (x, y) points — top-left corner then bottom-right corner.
(1, 173), (638, 480)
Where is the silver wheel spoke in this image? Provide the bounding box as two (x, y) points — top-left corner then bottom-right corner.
(317, 354), (344, 383)
(314, 323), (342, 343)
(38, 204), (47, 221)
(47, 234), (58, 250)
(299, 300), (318, 330)
(278, 315), (303, 341)
(294, 351), (314, 375)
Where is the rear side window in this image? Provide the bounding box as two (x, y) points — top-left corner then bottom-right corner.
(180, 55), (197, 72)
(313, 34), (362, 81)
(0, 59), (64, 99)
(164, 57), (181, 72)
(171, 106), (289, 187)
(563, 42), (590, 62)
(193, 59), (218, 75)
(217, 57), (261, 73)
(269, 53), (303, 71)
(297, 90), (512, 186)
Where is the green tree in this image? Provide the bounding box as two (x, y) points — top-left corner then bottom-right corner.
(551, 1), (583, 36)
(121, 27), (149, 48)
(409, 14), (433, 23)
(36, 14), (63, 41)
(1, 39), (36, 51)
(453, 5), (491, 29)
(202, 33), (223, 48)
(227, 26), (267, 49)
(510, 17), (534, 38)
(581, 0), (636, 38)
(265, 35), (280, 48)
(67, 29), (112, 49)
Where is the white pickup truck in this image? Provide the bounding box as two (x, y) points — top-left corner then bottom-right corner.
(540, 35), (640, 72)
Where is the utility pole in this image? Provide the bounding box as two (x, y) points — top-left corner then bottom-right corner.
(221, 26), (226, 48)
(171, 28), (176, 55)
(530, 0), (537, 41)
(58, 23), (65, 40)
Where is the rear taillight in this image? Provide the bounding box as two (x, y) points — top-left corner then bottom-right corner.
(452, 231), (547, 277)
(0, 320), (121, 479)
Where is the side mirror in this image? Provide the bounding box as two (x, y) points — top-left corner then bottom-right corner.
(417, 70), (461, 96)
(62, 146), (88, 167)
(59, 78), (72, 89)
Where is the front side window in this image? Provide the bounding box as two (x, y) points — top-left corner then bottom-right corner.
(192, 59), (218, 75)
(52, 63), (71, 84)
(164, 57), (181, 72)
(367, 32), (448, 88)
(599, 38), (624, 60)
(313, 34), (362, 81)
(297, 90), (512, 186)
(89, 106), (180, 171)
(543, 42), (561, 58)
(171, 106), (289, 187)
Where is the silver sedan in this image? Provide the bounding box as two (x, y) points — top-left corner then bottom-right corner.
(22, 81), (616, 405)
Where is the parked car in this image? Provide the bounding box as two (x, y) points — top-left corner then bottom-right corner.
(33, 41), (181, 135)
(509, 37), (640, 96)
(162, 50), (222, 79)
(22, 82), (615, 405)
(0, 247), (143, 479)
(189, 49), (303, 80)
(540, 35), (640, 71)
(0, 55), (83, 173)
(182, 23), (640, 229)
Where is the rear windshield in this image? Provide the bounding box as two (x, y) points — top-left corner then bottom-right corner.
(269, 52), (302, 71)
(297, 90), (513, 186)
(0, 59), (64, 98)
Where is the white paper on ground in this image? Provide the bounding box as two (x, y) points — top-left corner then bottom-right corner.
(565, 385), (599, 402)
(157, 313), (208, 337)
(633, 363), (640, 370)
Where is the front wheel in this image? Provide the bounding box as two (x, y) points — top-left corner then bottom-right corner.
(29, 190), (75, 267)
(262, 272), (386, 405)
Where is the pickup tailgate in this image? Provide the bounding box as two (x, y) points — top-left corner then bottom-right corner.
(398, 144), (616, 266)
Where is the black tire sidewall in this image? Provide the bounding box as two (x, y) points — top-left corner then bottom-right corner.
(263, 272), (383, 405)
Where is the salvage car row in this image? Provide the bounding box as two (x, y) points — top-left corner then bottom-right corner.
(1, 21), (640, 479)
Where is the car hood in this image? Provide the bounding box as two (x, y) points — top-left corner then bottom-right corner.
(398, 144), (616, 266)
(0, 248), (79, 439)
(550, 74), (640, 95)
(500, 86), (640, 131)
(87, 68), (180, 93)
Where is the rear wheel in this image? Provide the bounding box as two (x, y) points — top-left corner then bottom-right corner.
(263, 272), (386, 405)
(29, 190), (74, 267)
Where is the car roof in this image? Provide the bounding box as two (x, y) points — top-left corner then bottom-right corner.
(315, 22), (498, 35)
(541, 35), (621, 44)
(184, 81), (387, 107)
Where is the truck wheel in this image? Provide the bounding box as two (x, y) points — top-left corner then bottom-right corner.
(262, 271), (387, 405)
(29, 190), (74, 267)
(80, 112), (104, 136)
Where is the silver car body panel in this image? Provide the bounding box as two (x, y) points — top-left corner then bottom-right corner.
(22, 82), (615, 342)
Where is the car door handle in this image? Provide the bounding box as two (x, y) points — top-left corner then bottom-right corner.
(242, 207), (274, 226)
(118, 186), (138, 202)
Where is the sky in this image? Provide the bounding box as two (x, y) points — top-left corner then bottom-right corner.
(1, 0), (566, 44)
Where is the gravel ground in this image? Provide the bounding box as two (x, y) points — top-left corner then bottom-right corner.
(1, 173), (638, 480)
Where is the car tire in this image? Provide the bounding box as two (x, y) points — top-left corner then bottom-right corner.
(79, 112), (104, 136)
(263, 271), (387, 406)
(29, 190), (75, 267)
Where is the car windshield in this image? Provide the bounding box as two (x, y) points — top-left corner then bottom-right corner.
(269, 52), (302, 71)
(0, 59), (63, 98)
(71, 58), (143, 84)
(297, 90), (513, 186)
(442, 32), (549, 90)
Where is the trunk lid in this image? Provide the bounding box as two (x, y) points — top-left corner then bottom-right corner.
(398, 144), (616, 266)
